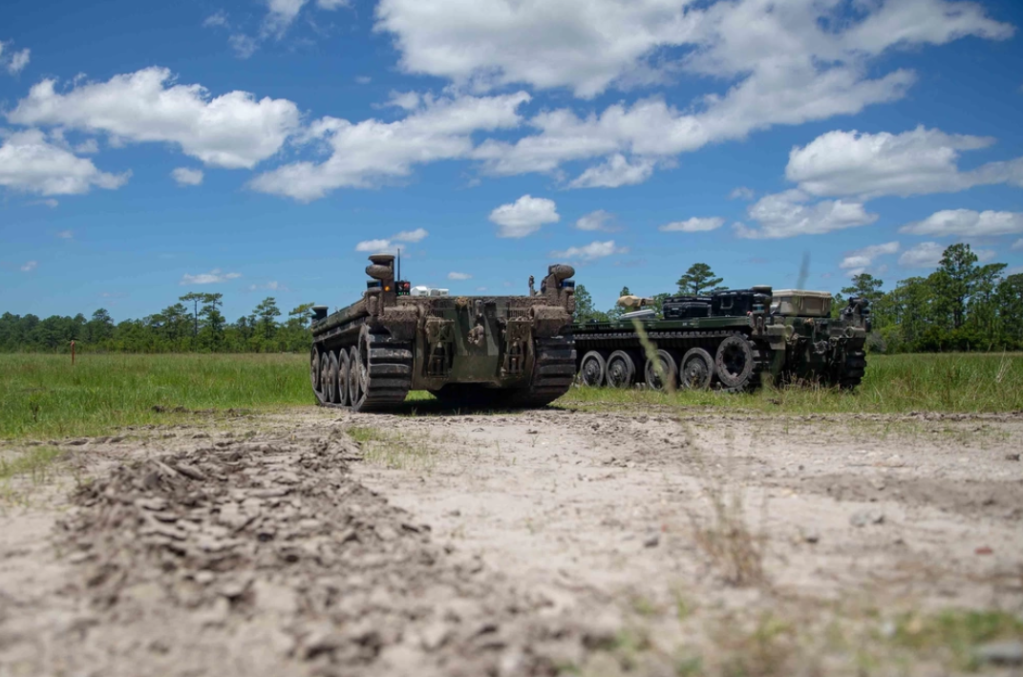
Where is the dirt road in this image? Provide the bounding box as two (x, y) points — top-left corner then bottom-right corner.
(2, 405), (1021, 676)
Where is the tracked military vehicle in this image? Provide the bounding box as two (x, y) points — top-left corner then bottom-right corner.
(310, 254), (577, 412)
(572, 287), (869, 392)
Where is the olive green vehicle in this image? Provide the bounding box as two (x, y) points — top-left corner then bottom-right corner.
(572, 287), (869, 392)
(310, 254), (578, 412)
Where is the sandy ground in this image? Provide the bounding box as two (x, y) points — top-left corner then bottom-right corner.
(1, 404), (1022, 676)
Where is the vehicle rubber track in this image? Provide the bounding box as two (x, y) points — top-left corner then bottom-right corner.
(501, 336), (577, 408)
(838, 349), (866, 390)
(315, 331), (413, 412)
(356, 332), (414, 412)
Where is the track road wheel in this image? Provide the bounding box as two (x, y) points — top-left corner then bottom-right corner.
(319, 353), (332, 403)
(326, 350), (341, 404)
(337, 348), (351, 407)
(715, 335), (756, 391)
(349, 326), (413, 412)
(578, 350), (607, 387)
(348, 345), (364, 408)
(644, 349), (678, 391)
(605, 350), (636, 389)
(680, 347), (714, 390)
(310, 347), (323, 402)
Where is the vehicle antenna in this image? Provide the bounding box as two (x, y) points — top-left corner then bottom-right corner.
(397, 247), (401, 281)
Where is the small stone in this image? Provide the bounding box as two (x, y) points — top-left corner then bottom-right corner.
(850, 509), (885, 527)
(804, 528), (820, 544)
(975, 640), (1023, 666)
(174, 463), (207, 481)
(1006, 453), (1020, 462)
(643, 533), (660, 548)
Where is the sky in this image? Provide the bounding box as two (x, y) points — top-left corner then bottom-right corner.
(2, 0), (1023, 322)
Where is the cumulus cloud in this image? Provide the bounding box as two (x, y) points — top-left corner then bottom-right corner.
(729, 186), (755, 200)
(447, 271), (472, 280)
(383, 0), (1011, 186)
(9, 67), (301, 169)
(567, 154), (655, 189)
(787, 126), (1023, 199)
(180, 268), (242, 285)
(899, 210), (1023, 237)
(171, 167), (204, 186)
(839, 241), (899, 276)
(251, 92), (530, 201)
(659, 217), (724, 233)
(0, 129), (130, 196)
(354, 228), (429, 253)
(734, 189), (877, 239)
(551, 240), (628, 261)
(355, 239), (393, 253)
(1, 41), (30, 75)
(20, 260), (38, 272)
(203, 11), (229, 28)
(899, 242), (946, 268)
(489, 195), (559, 238)
(575, 210), (616, 232)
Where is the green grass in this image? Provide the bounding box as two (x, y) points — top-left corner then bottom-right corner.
(0, 446), (65, 481)
(0, 353), (311, 440)
(3, 351), (1021, 441)
(563, 352), (1023, 414)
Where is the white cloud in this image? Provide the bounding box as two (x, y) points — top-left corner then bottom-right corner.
(476, 286), (488, 292)
(734, 189), (877, 239)
(229, 34), (259, 59)
(380, 0), (1010, 187)
(246, 280), (287, 292)
(392, 227), (428, 243)
(74, 139), (99, 154)
(787, 126), (1023, 199)
(899, 210), (1023, 237)
(551, 240), (627, 261)
(447, 271), (472, 280)
(1013, 239), (1023, 251)
(30, 198), (59, 208)
(180, 269), (242, 285)
(839, 241), (899, 275)
(171, 167), (204, 186)
(489, 194), (559, 238)
(729, 186), (755, 201)
(251, 91), (530, 200)
(1, 41), (30, 75)
(264, 0), (311, 37)
(575, 209), (616, 232)
(20, 260), (37, 272)
(0, 129), (130, 196)
(659, 217), (724, 233)
(354, 228), (430, 253)
(203, 11), (229, 28)
(56, 230), (73, 239)
(567, 154), (655, 188)
(9, 67), (301, 169)
(355, 239), (394, 252)
(356, 76), (372, 85)
(899, 242), (945, 268)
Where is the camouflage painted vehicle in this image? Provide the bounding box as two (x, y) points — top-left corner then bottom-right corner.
(572, 287), (868, 392)
(769, 290), (869, 389)
(310, 254), (577, 412)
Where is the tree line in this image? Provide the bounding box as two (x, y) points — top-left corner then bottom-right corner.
(0, 293), (314, 353)
(573, 246), (1023, 353)
(4, 245), (1022, 354)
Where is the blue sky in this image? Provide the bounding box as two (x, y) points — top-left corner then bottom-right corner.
(2, 0), (1022, 322)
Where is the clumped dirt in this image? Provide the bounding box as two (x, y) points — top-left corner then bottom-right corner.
(1, 405), (1022, 676)
(1, 432), (605, 677)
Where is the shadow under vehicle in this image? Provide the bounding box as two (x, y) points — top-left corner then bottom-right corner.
(571, 287), (870, 392)
(310, 254), (577, 412)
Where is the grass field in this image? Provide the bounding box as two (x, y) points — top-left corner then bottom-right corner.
(2, 352), (1022, 440)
